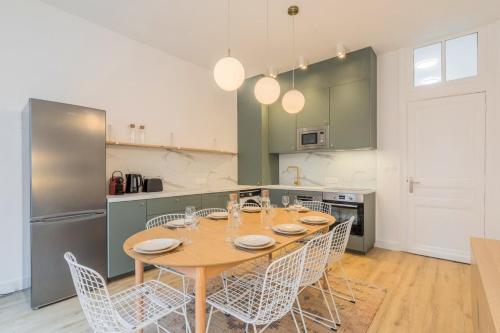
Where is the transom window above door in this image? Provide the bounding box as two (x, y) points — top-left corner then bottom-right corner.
(413, 32), (478, 87)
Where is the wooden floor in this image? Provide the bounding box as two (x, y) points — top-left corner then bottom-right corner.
(0, 248), (472, 332)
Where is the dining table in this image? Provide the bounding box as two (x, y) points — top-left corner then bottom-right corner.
(123, 208), (336, 333)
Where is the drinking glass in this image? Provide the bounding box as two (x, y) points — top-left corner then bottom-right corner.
(184, 206), (196, 244)
(282, 195), (290, 209)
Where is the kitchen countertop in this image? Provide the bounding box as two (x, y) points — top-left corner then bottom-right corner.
(107, 184), (375, 203)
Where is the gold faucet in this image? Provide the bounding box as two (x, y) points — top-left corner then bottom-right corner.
(287, 166), (301, 186)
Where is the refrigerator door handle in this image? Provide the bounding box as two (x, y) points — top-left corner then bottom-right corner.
(31, 210), (106, 223)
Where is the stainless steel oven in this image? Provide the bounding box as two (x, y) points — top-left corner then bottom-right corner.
(323, 192), (364, 236)
(297, 126), (329, 150)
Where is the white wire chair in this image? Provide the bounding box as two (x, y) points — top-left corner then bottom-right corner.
(146, 214), (190, 294)
(64, 252), (191, 333)
(299, 201), (332, 214)
(241, 202), (262, 208)
(194, 208), (227, 218)
(325, 217), (356, 306)
(292, 231), (338, 332)
(205, 246), (307, 333)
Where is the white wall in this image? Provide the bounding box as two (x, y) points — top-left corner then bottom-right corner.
(0, 1), (236, 293)
(375, 20), (500, 251)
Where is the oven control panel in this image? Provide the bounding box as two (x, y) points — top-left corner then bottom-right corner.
(322, 192), (364, 203)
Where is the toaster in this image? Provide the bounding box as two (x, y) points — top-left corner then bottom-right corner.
(143, 178), (163, 192)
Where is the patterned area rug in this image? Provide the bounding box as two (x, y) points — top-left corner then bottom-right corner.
(156, 272), (387, 333)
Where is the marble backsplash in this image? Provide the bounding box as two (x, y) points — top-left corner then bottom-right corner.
(279, 150), (377, 189)
(106, 146), (238, 191)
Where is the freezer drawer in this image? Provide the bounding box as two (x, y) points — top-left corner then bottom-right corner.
(30, 212), (106, 309)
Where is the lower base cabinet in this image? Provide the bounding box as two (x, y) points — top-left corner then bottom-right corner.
(107, 200), (146, 278)
(201, 192), (231, 209)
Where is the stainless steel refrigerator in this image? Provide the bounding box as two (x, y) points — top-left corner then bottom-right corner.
(23, 99), (107, 309)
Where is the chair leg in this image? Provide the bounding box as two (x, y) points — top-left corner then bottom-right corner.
(182, 302), (191, 333)
(339, 261), (356, 303)
(324, 271), (342, 325)
(206, 305), (214, 333)
(245, 323), (250, 333)
(295, 296), (308, 333)
(253, 324), (258, 333)
(290, 310), (302, 333)
(318, 279), (338, 330)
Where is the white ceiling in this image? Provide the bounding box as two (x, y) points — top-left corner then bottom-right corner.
(41, 0), (500, 77)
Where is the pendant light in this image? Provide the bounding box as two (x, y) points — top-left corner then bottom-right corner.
(282, 6), (305, 114)
(254, 0), (280, 105)
(213, 0), (245, 91)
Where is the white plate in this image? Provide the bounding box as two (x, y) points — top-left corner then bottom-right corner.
(234, 237), (276, 250)
(242, 206), (261, 213)
(235, 235), (274, 247)
(300, 216), (329, 225)
(207, 211), (228, 219)
(166, 219), (185, 227)
(133, 238), (181, 254)
(286, 205), (310, 213)
(273, 224), (307, 233)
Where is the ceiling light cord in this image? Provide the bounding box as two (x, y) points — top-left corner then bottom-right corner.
(227, 0), (231, 56)
(292, 14), (295, 88)
(265, 0), (270, 68)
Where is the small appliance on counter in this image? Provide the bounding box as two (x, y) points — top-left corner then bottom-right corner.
(125, 174), (143, 193)
(109, 171), (126, 195)
(143, 178), (163, 192)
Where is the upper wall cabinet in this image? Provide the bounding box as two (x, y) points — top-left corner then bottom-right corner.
(266, 47), (377, 153)
(330, 79), (374, 149)
(296, 87), (330, 129)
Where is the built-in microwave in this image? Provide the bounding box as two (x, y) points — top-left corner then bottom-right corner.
(297, 126), (329, 150)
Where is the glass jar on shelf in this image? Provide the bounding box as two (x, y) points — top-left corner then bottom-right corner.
(128, 124), (136, 143)
(138, 125), (145, 144)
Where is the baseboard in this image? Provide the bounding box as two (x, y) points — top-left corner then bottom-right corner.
(0, 275), (29, 295)
(375, 239), (404, 251)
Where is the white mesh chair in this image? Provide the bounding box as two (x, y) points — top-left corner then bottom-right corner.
(146, 214), (189, 294)
(194, 208), (227, 218)
(299, 201), (332, 214)
(241, 202), (261, 208)
(64, 252), (191, 333)
(293, 231), (338, 332)
(205, 246), (307, 333)
(325, 217), (355, 306)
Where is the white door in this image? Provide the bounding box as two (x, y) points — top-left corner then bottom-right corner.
(406, 93), (485, 263)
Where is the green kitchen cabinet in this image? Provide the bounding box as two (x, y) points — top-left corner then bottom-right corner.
(268, 189), (289, 207)
(107, 200), (147, 278)
(330, 79), (375, 150)
(296, 87), (330, 129)
(146, 194), (202, 220)
(201, 192), (232, 209)
(238, 76), (279, 185)
(268, 103), (297, 153)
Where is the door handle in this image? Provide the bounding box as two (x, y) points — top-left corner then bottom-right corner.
(407, 177), (420, 194)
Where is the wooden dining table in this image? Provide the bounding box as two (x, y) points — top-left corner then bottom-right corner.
(123, 208), (335, 333)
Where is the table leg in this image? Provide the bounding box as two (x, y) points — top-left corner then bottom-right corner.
(195, 267), (207, 333)
(135, 259), (144, 333)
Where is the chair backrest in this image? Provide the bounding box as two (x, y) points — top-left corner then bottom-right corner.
(329, 217), (354, 264)
(299, 200), (331, 214)
(301, 231), (334, 286)
(253, 246), (307, 325)
(241, 202), (261, 208)
(194, 208), (227, 218)
(146, 213), (185, 229)
(64, 252), (122, 332)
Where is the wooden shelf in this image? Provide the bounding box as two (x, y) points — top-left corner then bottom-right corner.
(106, 141), (237, 156)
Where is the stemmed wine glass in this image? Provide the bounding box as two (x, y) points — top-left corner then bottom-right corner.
(282, 195), (290, 209)
(184, 206), (196, 244)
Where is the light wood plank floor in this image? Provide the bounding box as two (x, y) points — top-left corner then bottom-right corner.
(0, 248), (472, 332)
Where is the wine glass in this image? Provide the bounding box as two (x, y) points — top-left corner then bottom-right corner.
(282, 195), (290, 209)
(184, 206), (196, 244)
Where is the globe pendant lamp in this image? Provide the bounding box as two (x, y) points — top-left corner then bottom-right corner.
(213, 0), (245, 91)
(254, 0), (280, 104)
(282, 6), (305, 114)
